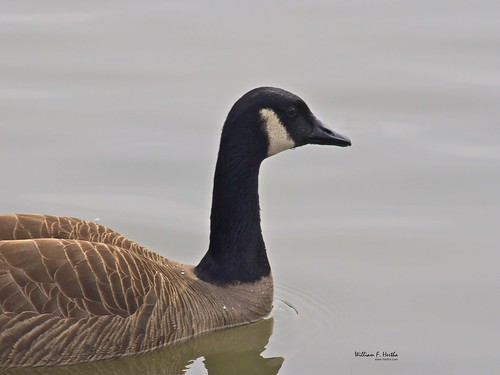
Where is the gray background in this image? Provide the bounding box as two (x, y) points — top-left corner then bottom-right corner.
(1, 1), (499, 374)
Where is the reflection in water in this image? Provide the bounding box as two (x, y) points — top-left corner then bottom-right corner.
(5, 318), (282, 375)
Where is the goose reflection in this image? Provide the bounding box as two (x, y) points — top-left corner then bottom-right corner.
(5, 318), (283, 375)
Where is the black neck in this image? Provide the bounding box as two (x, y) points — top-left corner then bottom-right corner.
(195, 119), (270, 285)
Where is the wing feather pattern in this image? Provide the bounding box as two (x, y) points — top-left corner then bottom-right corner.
(0, 215), (164, 366)
(0, 214), (273, 367)
(0, 237), (157, 317)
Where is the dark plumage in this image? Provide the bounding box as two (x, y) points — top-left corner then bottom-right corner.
(0, 87), (350, 367)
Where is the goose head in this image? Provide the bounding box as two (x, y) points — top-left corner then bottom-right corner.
(219, 87), (351, 163)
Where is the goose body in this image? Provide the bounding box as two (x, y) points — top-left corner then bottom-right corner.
(0, 87), (350, 367)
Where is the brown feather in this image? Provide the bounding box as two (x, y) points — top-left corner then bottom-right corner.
(0, 214), (273, 367)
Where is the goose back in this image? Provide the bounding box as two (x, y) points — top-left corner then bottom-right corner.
(0, 214), (273, 367)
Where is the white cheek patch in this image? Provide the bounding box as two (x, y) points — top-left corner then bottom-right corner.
(259, 108), (296, 157)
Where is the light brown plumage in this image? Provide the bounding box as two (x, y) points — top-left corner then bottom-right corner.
(0, 214), (273, 367)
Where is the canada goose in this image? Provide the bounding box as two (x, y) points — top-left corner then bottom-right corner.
(0, 87), (351, 367)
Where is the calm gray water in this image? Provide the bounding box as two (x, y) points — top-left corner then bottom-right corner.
(1, 1), (499, 374)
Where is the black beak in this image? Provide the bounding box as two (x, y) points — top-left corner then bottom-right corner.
(307, 118), (351, 147)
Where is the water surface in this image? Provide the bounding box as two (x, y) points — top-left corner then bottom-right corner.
(1, 1), (499, 374)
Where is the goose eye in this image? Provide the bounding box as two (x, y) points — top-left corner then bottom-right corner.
(285, 107), (297, 118)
